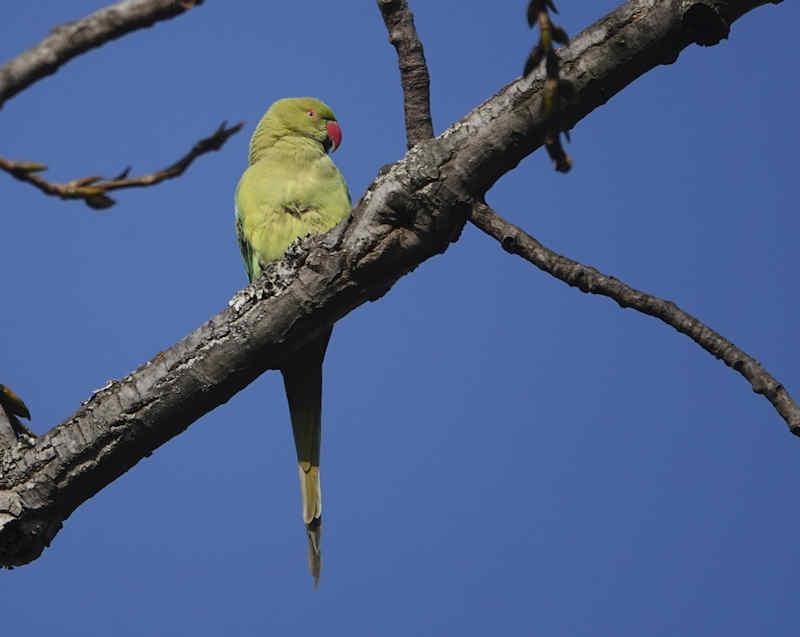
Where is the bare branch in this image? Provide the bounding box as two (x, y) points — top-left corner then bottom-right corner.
(0, 121), (242, 209)
(376, 0), (434, 148)
(470, 202), (800, 433)
(0, 0), (782, 567)
(0, 0), (204, 110)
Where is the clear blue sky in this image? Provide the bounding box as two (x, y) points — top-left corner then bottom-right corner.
(2, 2), (798, 635)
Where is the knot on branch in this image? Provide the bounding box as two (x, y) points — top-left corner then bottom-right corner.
(683, 3), (730, 46)
(501, 234), (518, 254)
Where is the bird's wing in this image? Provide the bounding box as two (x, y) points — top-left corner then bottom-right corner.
(234, 193), (256, 283)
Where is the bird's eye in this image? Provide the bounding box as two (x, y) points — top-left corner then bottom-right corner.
(307, 110), (316, 118)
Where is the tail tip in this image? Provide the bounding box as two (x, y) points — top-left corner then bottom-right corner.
(306, 517), (322, 588)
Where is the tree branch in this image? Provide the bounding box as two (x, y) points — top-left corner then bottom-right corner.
(0, 121), (243, 209)
(0, 0), (204, 110)
(377, 0), (796, 428)
(0, 0), (781, 568)
(377, 0), (434, 148)
(469, 202), (800, 433)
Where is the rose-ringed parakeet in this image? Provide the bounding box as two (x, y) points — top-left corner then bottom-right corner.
(234, 97), (349, 585)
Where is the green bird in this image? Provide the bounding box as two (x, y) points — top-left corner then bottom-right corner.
(234, 97), (350, 585)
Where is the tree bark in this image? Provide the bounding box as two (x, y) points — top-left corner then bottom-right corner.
(377, 0), (434, 148)
(0, 0), (786, 567)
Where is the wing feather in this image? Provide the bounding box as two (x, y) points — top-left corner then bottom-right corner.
(234, 187), (257, 283)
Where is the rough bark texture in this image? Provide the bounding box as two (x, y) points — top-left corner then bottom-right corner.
(469, 203), (800, 432)
(0, 0), (783, 567)
(377, 0), (434, 148)
(0, 0), (203, 109)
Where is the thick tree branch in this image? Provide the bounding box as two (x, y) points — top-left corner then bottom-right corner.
(0, 0), (781, 567)
(469, 202), (800, 433)
(0, 0), (204, 110)
(0, 121), (242, 209)
(377, 0), (434, 148)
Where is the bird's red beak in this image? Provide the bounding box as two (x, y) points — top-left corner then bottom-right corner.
(325, 120), (342, 153)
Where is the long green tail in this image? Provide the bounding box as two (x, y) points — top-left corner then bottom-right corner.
(280, 327), (332, 587)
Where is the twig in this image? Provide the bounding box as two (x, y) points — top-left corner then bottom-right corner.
(469, 202), (800, 434)
(524, 0), (572, 172)
(0, 0), (204, 110)
(0, 121), (242, 209)
(376, 0), (434, 149)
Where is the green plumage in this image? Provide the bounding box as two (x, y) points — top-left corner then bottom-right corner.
(234, 97), (350, 586)
(235, 97), (350, 279)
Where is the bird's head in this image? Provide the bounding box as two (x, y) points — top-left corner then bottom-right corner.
(249, 97), (342, 164)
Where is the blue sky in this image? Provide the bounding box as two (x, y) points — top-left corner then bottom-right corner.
(1, 1), (798, 635)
